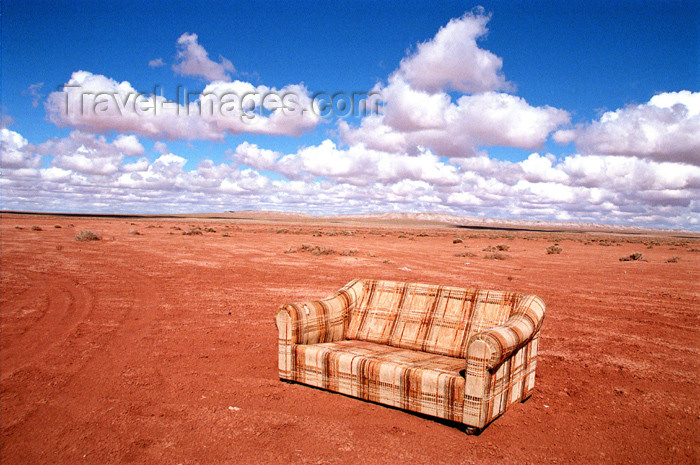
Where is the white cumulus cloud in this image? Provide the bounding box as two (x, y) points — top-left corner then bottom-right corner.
(397, 12), (510, 93)
(555, 91), (700, 165)
(172, 33), (234, 82)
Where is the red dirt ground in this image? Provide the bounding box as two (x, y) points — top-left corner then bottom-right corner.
(1, 214), (698, 464)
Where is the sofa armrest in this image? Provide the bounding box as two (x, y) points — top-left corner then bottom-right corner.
(275, 279), (363, 345)
(468, 294), (545, 370)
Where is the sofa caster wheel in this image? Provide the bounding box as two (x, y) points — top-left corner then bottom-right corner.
(464, 426), (482, 435)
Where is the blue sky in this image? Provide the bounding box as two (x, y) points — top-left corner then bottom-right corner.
(1, 1), (699, 228)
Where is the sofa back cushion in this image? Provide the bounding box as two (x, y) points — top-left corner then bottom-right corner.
(346, 280), (522, 358)
(345, 280), (407, 344)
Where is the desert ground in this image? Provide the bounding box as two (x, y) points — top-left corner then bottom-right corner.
(1, 212), (698, 464)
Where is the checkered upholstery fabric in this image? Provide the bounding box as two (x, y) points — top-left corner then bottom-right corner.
(293, 340), (465, 422)
(275, 279), (545, 429)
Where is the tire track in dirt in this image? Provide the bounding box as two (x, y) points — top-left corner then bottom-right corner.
(0, 251), (163, 458)
(1, 271), (93, 381)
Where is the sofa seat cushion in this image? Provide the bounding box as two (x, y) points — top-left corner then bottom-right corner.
(292, 340), (465, 422)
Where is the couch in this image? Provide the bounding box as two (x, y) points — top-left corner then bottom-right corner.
(275, 279), (545, 432)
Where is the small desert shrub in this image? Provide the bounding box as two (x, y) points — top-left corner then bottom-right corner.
(276, 228), (289, 234)
(54, 224), (62, 229)
(14, 225), (24, 230)
(222, 232), (230, 237)
(482, 245), (495, 252)
(288, 244), (336, 255)
(340, 249), (359, 256)
(31, 225), (43, 231)
(619, 252), (645, 262)
(67, 223), (74, 227)
(496, 244), (509, 251)
(666, 257), (680, 263)
(454, 251), (477, 258)
(203, 227), (217, 233)
(417, 232), (429, 237)
(171, 226), (182, 230)
(398, 234), (407, 239)
(146, 225), (156, 229)
(182, 228), (203, 236)
(129, 230), (141, 235)
(483, 252), (509, 260)
(310, 246), (335, 256)
(75, 230), (101, 242)
(382, 259), (394, 264)
(453, 238), (463, 244)
(547, 245), (563, 254)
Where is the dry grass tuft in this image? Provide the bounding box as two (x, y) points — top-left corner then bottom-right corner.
(75, 230), (101, 242)
(203, 227), (217, 233)
(496, 244), (509, 251)
(666, 256), (680, 263)
(285, 244), (336, 255)
(31, 225), (43, 231)
(340, 249), (359, 256)
(619, 252), (645, 262)
(483, 252), (509, 260)
(546, 244), (563, 254)
(454, 252), (477, 258)
(182, 228), (203, 236)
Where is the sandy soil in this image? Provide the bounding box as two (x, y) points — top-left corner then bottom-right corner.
(1, 214), (698, 464)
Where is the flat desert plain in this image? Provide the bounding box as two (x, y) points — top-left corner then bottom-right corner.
(1, 213), (698, 464)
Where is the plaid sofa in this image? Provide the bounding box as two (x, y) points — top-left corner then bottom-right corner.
(275, 279), (545, 431)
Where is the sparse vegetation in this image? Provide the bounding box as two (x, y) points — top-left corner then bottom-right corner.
(54, 225), (62, 229)
(203, 227), (217, 233)
(547, 245), (563, 254)
(340, 249), (359, 256)
(666, 257), (680, 263)
(182, 228), (203, 236)
(75, 230), (101, 242)
(619, 252), (645, 262)
(129, 230), (141, 235)
(285, 243), (336, 255)
(31, 225), (43, 231)
(496, 244), (509, 251)
(14, 226), (24, 230)
(454, 252), (477, 257)
(483, 252), (509, 260)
